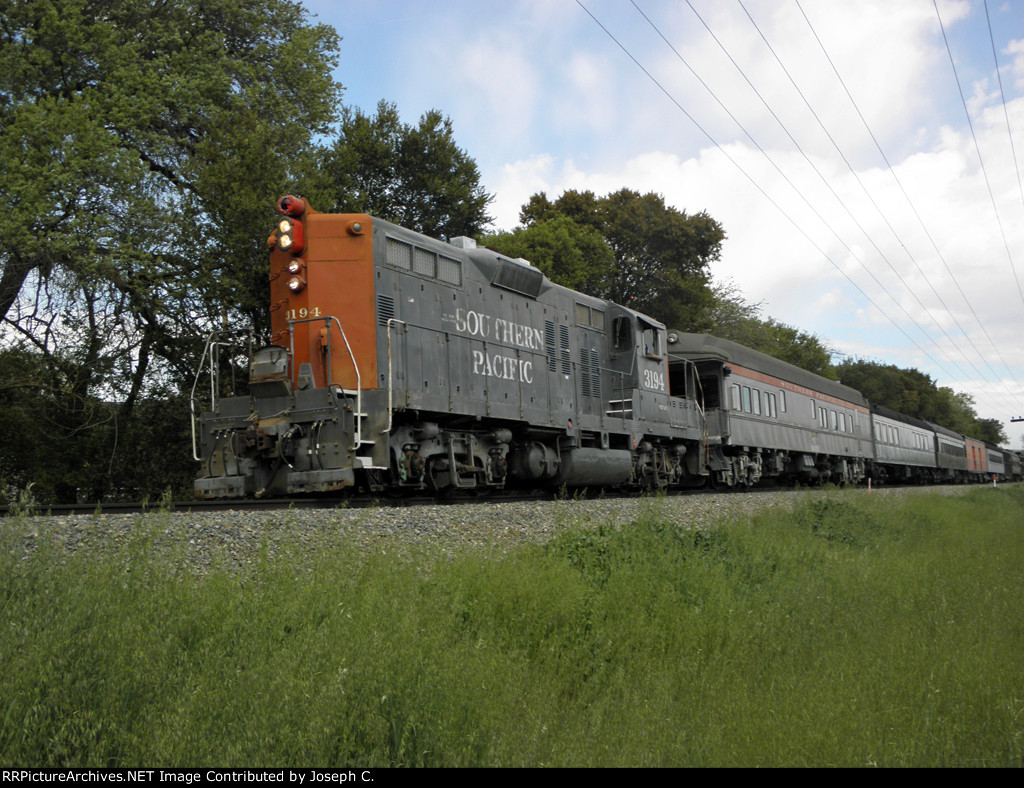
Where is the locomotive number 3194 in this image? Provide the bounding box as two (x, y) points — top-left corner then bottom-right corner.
(643, 368), (667, 392)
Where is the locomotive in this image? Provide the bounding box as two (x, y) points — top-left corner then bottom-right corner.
(191, 196), (1020, 498)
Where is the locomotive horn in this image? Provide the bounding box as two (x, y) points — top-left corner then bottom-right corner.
(277, 195), (307, 217)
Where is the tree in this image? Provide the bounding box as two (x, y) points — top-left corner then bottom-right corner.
(0, 0), (342, 501)
(837, 360), (936, 419)
(481, 216), (616, 295)
(508, 189), (844, 376)
(513, 189), (725, 330)
(973, 417), (1008, 446)
(312, 100), (493, 239)
(1, 0), (341, 328)
(743, 320), (837, 379)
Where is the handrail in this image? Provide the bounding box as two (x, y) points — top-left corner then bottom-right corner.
(691, 361), (711, 474)
(384, 318), (407, 434)
(288, 315), (362, 449)
(190, 329), (253, 462)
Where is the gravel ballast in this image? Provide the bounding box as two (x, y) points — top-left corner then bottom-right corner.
(2, 484), (984, 574)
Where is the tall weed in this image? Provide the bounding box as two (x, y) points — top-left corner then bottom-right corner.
(1, 487), (1022, 766)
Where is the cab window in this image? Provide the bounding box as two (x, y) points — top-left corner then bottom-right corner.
(640, 322), (661, 357)
(612, 317), (633, 352)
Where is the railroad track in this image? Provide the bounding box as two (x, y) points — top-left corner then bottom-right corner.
(0, 488), (571, 517)
(2, 478), (1001, 519)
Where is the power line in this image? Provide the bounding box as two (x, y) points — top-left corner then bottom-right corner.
(574, 0), (968, 386)
(665, 0), (1016, 403)
(582, 0), (1024, 424)
(934, 0), (1024, 310)
(735, 0), (1024, 409)
(791, 0), (1024, 406)
(984, 0), (1024, 225)
(627, 0), (1024, 412)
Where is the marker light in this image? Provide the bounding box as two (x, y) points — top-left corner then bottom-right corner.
(288, 276), (306, 293)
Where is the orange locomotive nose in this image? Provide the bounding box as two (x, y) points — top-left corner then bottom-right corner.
(267, 198), (377, 393)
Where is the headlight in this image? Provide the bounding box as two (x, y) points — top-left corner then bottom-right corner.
(275, 217), (304, 255)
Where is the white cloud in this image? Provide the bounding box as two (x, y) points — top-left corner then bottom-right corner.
(484, 102), (1024, 390)
(317, 0), (1024, 443)
(1009, 39), (1024, 91)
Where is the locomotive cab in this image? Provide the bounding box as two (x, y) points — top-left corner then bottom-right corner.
(605, 307), (672, 404)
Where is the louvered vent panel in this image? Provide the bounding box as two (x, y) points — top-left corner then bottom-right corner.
(545, 320), (556, 372)
(589, 348), (601, 398)
(580, 349), (593, 397)
(559, 324), (571, 376)
(579, 349), (601, 398)
(376, 294), (396, 326)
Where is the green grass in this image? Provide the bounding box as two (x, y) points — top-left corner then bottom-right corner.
(1, 486), (1023, 766)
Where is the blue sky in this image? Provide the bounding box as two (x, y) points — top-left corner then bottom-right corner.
(304, 0), (1024, 447)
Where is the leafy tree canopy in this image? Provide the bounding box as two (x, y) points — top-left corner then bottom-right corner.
(0, 0), (341, 387)
(481, 215), (616, 296)
(0, 0), (342, 501)
(511, 189), (725, 330)
(310, 100), (493, 239)
(737, 318), (837, 380)
(494, 190), (843, 378)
